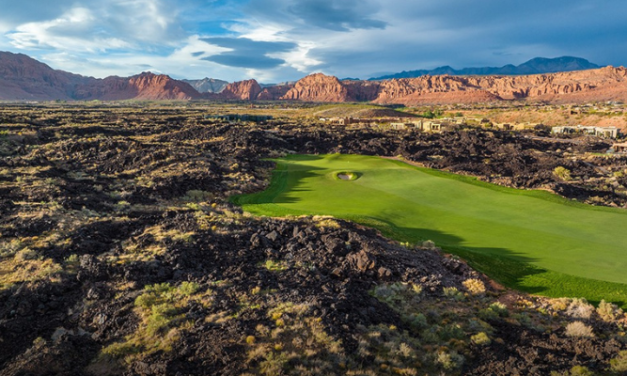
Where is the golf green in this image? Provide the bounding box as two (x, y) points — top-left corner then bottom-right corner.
(233, 154), (627, 306)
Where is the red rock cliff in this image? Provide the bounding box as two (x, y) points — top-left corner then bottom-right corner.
(74, 72), (200, 101)
(280, 73), (351, 102)
(218, 79), (263, 101)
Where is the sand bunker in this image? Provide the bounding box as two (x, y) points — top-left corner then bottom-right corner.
(336, 171), (359, 181)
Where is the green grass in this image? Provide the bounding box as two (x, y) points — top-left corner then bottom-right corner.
(232, 154), (627, 307)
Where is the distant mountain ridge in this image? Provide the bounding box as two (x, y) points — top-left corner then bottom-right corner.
(1, 51), (626, 104)
(182, 78), (228, 93)
(369, 57), (602, 80)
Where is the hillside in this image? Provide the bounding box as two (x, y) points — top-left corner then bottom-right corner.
(0, 52), (199, 101)
(0, 52), (92, 100)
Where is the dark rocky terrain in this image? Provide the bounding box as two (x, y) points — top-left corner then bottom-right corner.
(1, 105), (627, 375)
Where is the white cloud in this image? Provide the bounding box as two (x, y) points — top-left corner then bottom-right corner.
(1, 0), (626, 82)
(269, 41), (322, 72)
(9, 7), (131, 51)
(6, 0), (181, 52)
(35, 35), (252, 81)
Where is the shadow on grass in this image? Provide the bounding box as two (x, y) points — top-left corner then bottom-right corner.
(231, 159), (326, 206)
(359, 217), (548, 294)
(365, 220), (627, 306)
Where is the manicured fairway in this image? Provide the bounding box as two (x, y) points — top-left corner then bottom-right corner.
(233, 154), (627, 306)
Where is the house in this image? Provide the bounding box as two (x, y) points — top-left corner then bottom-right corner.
(390, 122), (408, 130)
(551, 125), (619, 139)
(205, 114), (273, 123)
(611, 142), (627, 153)
(407, 119), (448, 132)
(493, 122), (540, 131)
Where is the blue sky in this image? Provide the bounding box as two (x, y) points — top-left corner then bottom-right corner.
(0, 0), (626, 82)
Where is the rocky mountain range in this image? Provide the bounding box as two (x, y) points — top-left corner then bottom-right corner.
(211, 69), (627, 105)
(370, 56), (602, 80)
(181, 78), (228, 93)
(1, 51), (626, 104)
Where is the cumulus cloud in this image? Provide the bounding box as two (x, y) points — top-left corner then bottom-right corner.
(9, 7), (130, 51)
(5, 0), (182, 52)
(245, 0), (386, 31)
(200, 37), (297, 69)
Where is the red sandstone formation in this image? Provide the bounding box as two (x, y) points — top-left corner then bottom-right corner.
(220, 68), (627, 104)
(0, 52), (198, 101)
(274, 68), (627, 105)
(257, 85), (292, 100)
(74, 72), (200, 101)
(2, 51), (627, 104)
(216, 79), (262, 101)
(0, 51), (89, 100)
(280, 73), (351, 102)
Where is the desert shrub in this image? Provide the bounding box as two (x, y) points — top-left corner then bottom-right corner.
(373, 284), (392, 299)
(610, 350), (627, 373)
(421, 240), (436, 249)
(102, 281), (207, 361)
(565, 321), (594, 338)
(373, 283), (425, 324)
(550, 298), (571, 312)
(259, 352), (288, 376)
(263, 259), (288, 272)
(0, 239), (23, 258)
(490, 302), (509, 317)
(568, 366), (593, 376)
(479, 303), (509, 321)
(14, 247), (38, 261)
(551, 366), (594, 376)
(596, 299), (623, 322)
(178, 281), (200, 296)
(443, 287), (465, 301)
(513, 313), (533, 328)
(553, 166), (572, 181)
(566, 298), (594, 319)
(64, 254), (79, 265)
(438, 324), (464, 341)
(436, 350), (464, 371)
(462, 278), (486, 295)
(101, 341), (141, 358)
(468, 319), (494, 335)
(405, 313), (428, 330)
(248, 302), (344, 375)
(479, 308), (499, 321)
(470, 332), (491, 346)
